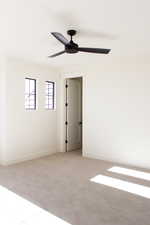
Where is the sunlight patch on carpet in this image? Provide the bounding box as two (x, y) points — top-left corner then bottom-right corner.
(108, 166), (150, 181)
(0, 185), (71, 225)
(91, 175), (150, 199)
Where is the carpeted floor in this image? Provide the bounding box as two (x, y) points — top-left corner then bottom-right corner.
(0, 150), (150, 225)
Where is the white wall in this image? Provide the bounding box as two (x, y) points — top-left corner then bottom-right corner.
(1, 56), (150, 169)
(61, 58), (150, 169)
(0, 58), (6, 164)
(1, 58), (60, 165)
(84, 60), (150, 169)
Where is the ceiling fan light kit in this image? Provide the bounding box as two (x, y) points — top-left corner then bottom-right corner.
(49, 30), (111, 58)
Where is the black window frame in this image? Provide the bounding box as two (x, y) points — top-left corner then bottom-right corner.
(45, 81), (55, 110)
(25, 78), (36, 110)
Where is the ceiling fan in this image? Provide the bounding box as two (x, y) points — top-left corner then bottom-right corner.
(49, 30), (111, 58)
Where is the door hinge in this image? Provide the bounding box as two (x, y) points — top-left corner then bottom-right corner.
(65, 121), (68, 125)
(65, 103), (68, 107)
(65, 84), (68, 88)
(65, 140), (68, 144)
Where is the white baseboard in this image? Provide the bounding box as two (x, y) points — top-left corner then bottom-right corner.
(83, 152), (109, 161)
(83, 152), (128, 166)
(1, 149), (57, 166)
(83, 152), (150, 170)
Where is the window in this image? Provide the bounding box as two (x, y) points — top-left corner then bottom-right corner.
(45, 81), (55, 110)
(25, 78), (36, 110)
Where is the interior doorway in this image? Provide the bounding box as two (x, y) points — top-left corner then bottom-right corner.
(65, 77), (82, 152)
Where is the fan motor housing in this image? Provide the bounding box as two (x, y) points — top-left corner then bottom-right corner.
(65, 42), (78, 54)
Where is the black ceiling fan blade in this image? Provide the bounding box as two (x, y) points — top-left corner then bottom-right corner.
(48, 50), (66, 58)
(51, 32), (69, 45)
(78, 47), (111, 54)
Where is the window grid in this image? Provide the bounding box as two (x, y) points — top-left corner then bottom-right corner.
(25, 78), (36, 110)
(45, 81), (55, 110)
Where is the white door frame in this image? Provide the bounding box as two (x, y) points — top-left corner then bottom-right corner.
(59, 73), (85, 154)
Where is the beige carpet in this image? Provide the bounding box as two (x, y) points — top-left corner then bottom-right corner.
(0, 150), (150, 225)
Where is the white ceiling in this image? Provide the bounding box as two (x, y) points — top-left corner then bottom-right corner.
(0, 0), (150, 66)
